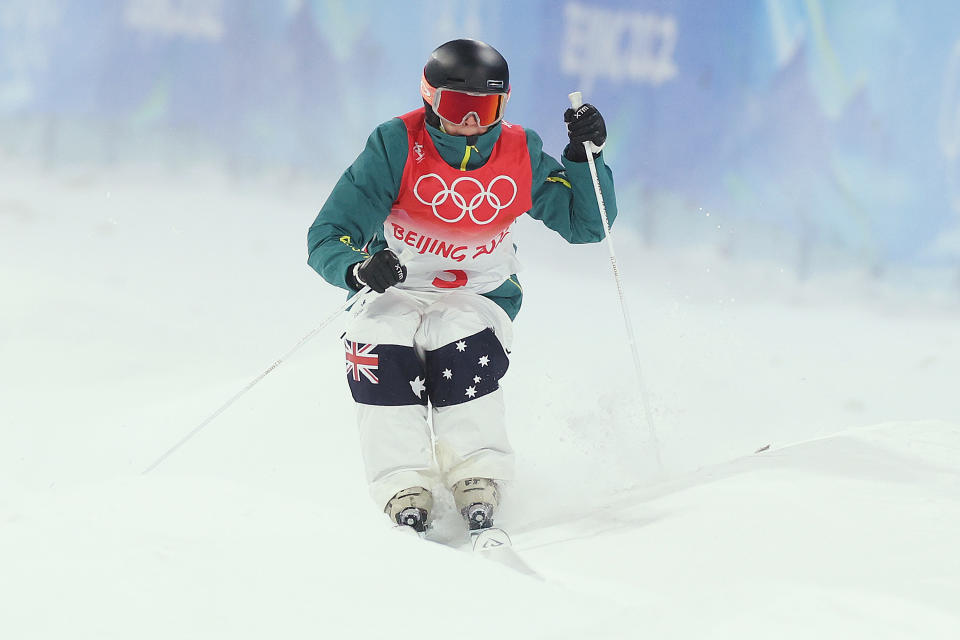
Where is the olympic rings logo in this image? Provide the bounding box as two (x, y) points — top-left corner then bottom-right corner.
(413, 173), (518, 225)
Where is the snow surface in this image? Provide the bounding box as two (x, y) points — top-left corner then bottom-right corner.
(2, 164), (960, 638)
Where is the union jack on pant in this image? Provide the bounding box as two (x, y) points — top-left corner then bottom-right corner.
(344, 340), (428, 406)
(341, 287), (514, 511)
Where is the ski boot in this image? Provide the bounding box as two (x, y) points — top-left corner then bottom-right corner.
(384, 486), (433, 534)
(451, 477), (500, 531)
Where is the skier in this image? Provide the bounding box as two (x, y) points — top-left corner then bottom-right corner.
(307, 38), (616, 536)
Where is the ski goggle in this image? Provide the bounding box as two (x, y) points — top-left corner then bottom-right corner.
(420, 73), (510, 127)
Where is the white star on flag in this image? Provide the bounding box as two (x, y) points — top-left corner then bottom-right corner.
(478, 355), (490, 367)
(456, 340), (467, 352)
(409, 376), (426, 398)
(465, 386), (477, 398)
(442, 368), (453, 380)
(473, 375), (482, 384)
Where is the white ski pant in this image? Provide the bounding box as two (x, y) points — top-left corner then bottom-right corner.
(344, 288), (515, 510)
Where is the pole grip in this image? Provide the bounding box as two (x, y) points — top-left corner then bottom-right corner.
(567, 91), (593, 153)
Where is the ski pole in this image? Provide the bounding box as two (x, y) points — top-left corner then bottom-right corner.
(142, 286), (371, 474)
(569, 91), (662, 470)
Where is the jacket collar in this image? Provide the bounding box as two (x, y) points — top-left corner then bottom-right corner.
(424, 120), (502, 167)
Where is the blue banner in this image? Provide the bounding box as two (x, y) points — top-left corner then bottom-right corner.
(1, 0), (959, 271)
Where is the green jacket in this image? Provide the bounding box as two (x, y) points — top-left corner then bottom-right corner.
(307, 115), (617, 320)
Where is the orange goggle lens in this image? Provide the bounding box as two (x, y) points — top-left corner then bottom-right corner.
(432, 88), (507, 127)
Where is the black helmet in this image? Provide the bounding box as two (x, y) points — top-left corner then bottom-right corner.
(423, 39), (509, 95)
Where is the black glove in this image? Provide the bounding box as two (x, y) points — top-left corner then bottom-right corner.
(563, 103), (607, 162)
(346, 249), (406, 293)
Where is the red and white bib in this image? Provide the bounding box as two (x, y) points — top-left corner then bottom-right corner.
(385, 108), (533, 293)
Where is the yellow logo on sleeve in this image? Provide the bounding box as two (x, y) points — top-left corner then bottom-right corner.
(339, 235), (368, 255)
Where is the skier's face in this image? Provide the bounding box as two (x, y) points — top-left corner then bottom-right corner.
(441, 114), (489, 137)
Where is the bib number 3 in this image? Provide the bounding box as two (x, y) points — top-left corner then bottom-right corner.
(432, 270), (468, 289)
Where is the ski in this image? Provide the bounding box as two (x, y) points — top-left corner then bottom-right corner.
(470, 527), (541, 579)
(391, 519), (541, 579)
(471, 526), (512, 551)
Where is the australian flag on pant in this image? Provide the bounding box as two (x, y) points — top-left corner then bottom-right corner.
(344, 339), (428, 407)
(425, 328), (509, 407)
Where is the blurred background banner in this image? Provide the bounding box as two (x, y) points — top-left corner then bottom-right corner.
(2, 0), (959, 280)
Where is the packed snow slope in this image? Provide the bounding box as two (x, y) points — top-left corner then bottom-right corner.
(2, 165), (959, 639)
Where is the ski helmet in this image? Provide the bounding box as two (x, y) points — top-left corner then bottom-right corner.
(421, 39), (510, 128)
(423, 38), (509, 95)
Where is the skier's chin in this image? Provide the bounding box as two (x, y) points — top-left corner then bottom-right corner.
(442, 120), (489, 137)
